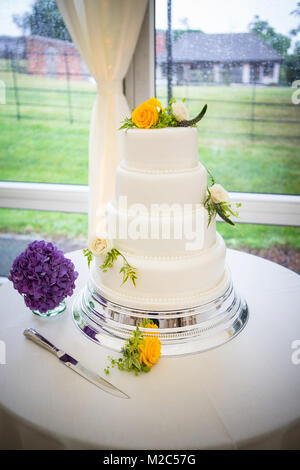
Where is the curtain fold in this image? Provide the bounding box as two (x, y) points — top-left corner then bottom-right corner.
(56, 0), (148, 238)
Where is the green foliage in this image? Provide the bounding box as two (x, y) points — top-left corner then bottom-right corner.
(172, 29), (204, 42)
(204, 190), (217, 227)
(120, 262), (138, 287)
(284, 42), (300, 84)
(151, 109), (178, 128)
(119, 117), (136, 130)
(83, 248), (93, 268)
(100, 248), (138, 287)
(248, 15), (291, 56)
(178, 104), (207, 127)
(100, 248), (120, 270)
(13, 0), (71, 41)
(215, 201), (241, 226)
(141, 318), (156, 327)
(104, 326), (150, 376)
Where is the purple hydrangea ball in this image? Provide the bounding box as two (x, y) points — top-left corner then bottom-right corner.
(9, 240), (79, 313)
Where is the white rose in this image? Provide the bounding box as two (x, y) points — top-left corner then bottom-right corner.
(172, 101), (189, 122)
(88, 237), (108, 256)
(210, 184), (230, 204)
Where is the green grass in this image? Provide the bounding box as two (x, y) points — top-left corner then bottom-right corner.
(0, 208), (88, 239)
(0, 208), (298, 250)
(218, 223), (299, 249)
(0, 119), (88, 184)
(0, 73), (299, 249)
(198, 136), (300, 194)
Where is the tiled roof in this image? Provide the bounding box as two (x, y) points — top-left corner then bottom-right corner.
(157, 32), (282, 63)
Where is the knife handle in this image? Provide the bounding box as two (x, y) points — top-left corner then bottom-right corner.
(24, 328), (59, 356)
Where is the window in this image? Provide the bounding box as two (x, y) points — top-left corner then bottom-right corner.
(0, 2), (93, 186)
(0, 0), (299, 277)
(155, 0), (300, 271)
(263, 62), (274, 77)
(155, 0), (300, 195)
(0, 208), (87, 277)
(0, 0), (91, 276)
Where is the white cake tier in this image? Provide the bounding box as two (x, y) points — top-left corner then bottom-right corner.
(121, 127), (199, 171)
(92, 233), (227, 310)
(114, 162), (207, 208)
(106, 201), (216, 256)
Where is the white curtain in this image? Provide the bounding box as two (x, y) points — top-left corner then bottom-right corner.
(57, 0), (148, 238)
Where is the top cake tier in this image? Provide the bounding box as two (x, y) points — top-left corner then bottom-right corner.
(121, 127), (199, 172)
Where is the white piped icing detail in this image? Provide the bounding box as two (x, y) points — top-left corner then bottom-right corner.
(96, 234), (222, 262)
(120, 162), (202, 175)
(92, 269), (230, 306)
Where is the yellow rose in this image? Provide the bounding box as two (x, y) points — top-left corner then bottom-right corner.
(147, 97), (163, 111)
(143, 323), (159, 336)
(138, 336), (161, 368)
(131, 97), (163, 129)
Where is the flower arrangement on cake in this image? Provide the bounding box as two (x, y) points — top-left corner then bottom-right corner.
(120, 96), (207, 129)
(83, 239), (138, 287)
(205, 170), (241, 227)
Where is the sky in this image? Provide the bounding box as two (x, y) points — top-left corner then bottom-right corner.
(0, 0), (299, 39)
(156, 0), (299, 36)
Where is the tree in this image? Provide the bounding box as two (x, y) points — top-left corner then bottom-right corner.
(172, 29), (204, 42)
(285, 41), (300, 83)
(248, 15), (291, 56)
(13, 0), (71, 41)
(290, 2), (300, 36)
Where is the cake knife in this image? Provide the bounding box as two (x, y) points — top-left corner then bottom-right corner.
(23, 328), (129, 399)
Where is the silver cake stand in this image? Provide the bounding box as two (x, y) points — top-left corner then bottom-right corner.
(72, 278), (249, 356)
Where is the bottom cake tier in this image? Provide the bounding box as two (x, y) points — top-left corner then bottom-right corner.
(92, 233), (227, 311)
(72, 271), (249, 356)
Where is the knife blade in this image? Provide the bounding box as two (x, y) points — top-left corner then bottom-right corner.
(23, 328), (129, 399)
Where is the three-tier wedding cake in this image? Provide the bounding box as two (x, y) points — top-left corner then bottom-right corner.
(91, 127), (229, 311)
(74, 98), (248, 355)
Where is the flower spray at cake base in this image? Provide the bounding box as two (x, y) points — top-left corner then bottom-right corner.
(104, 319), (161, 376)
(9, 240), (78, 317)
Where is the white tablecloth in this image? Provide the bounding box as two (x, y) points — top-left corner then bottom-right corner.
(0, 249), (300, 450)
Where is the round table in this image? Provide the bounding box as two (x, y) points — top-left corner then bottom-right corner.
(0, 249), (300, 450)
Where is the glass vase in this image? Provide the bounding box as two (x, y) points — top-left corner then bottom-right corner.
(32, 301), (66, 318)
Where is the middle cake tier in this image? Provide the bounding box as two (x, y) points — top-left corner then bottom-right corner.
(106, 201), (216, 256)
(114, 162), (207, 207)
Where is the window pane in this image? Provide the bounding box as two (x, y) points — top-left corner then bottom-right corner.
(0, 208), (87, 277)
(217, 222), (299, 273)
(155, 0), (300, 195)
(0, 0), (92, 184)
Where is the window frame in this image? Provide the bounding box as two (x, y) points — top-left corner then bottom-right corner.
(0, 181), (299, 226)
